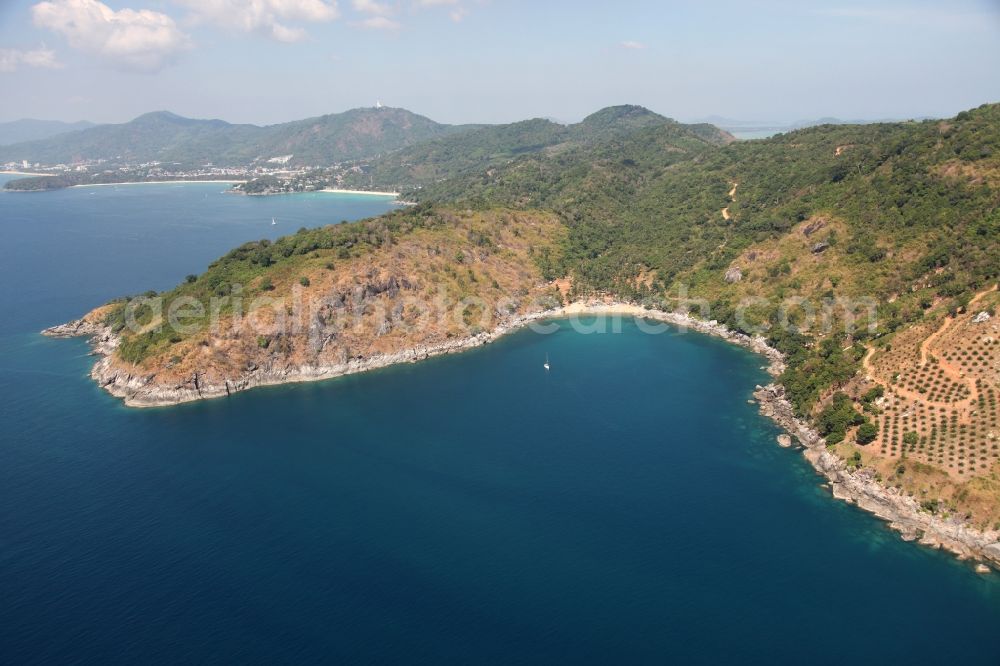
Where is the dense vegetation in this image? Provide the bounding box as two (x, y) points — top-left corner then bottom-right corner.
(65, 102), (1000, 524)
(410, 103), (1000, 414)
(3, 174), (78, 191)
(817, 392), (867, 444)
(93, 102), (1000, 420)
(341, 105), (732, 192)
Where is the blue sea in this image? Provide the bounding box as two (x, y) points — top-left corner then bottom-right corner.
(2, 177), (999, 664)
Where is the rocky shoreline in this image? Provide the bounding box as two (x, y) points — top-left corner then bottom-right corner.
(754, 384), (1000, 570)
(44, 300), (999, 571)
(43, 301), (782, 409)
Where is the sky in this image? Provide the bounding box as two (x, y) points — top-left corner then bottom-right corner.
(0, 0), (998, 126)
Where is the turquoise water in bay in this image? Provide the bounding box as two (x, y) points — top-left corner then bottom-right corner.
(2, 177), (1000, 663)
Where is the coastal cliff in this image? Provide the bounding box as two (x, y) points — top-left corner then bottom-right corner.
(38, 104), (1000, 572)
(43, 301), (781, 408)
(45, 296), (1000, 571)
(44, 307), (557, 407)
(44, 208), (568, 406)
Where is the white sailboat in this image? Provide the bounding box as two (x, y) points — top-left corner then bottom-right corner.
(271, 217), (276, 226)
(543, 353), (550, 371)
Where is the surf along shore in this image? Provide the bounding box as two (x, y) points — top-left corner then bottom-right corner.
(72, 180), (244, 187)
(319, 188), (399, 197)
(44, 300), (1000, 572)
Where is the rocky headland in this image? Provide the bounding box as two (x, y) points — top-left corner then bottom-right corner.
(44, 299), (999, 571)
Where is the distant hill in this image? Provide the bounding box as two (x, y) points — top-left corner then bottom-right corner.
(0, 119), (96, 146)
(695, 115), (914, 136)
(255, 107), (477, 165)
(0, 108), (475, 167)
(342, 105), (733, 191)
(575, 104), (670, 133)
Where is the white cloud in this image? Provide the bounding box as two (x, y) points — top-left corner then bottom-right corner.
(352, 0), (392, 16)
(351, 0), (400, 29)
(357, 15), (400, 30)
(177, 0), (340, 42)
(621, 40), (645, 50)
(0, 46), (62, 72)
(31, 0), (190, 72)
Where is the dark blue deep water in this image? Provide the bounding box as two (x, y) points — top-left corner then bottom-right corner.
(2, 177), (1000, 664)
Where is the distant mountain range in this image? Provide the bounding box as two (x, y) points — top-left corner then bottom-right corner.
(0, 105), (734, 172)
(0, 119), (96, 146)
(0, 108), (479, 167)
(692, 114), (922, 134)
(4, 104), (735, 193)
(1, 109), (945, 165)
(340, 104), (733, 191)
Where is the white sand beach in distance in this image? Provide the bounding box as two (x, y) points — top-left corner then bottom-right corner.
(72, 180), (245, 188)
(320, 187), (399, 197)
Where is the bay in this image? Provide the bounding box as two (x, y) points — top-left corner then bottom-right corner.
(2, 177), (999, 664)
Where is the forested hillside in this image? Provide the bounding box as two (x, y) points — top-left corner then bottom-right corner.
(412, 103), (1000, 414)
(341, 105), (733, 191)
(60, 103), (1000, 527)
(403, 103), (1000, 525)
(0, 107), (473, 167)
(414, 107), (992, 292)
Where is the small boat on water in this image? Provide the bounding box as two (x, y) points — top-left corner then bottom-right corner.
(543, 353), (550, 371)
(271, 217), (276, 226)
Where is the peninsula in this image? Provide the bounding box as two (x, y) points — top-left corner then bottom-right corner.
(45, 102), (1000, 570)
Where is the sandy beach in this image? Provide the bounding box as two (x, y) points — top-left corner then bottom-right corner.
(320, 187), (399, 197)
(72, 180), (245, 188)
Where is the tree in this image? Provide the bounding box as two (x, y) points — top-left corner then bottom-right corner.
(857, 422), (878, 444)
(818, 392), (865, 444)
(861, 386), (884, 403)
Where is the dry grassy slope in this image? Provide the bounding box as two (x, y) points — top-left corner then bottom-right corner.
(98, 208), (565, 390)
(665, 145), (1000, 527)
(849, 288), (1000, 529)
(682, 212), (927, 330)
(681, 214), (1000, 526)
(696, 213), (1000, 526)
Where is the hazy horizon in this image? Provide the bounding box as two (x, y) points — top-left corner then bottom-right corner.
(1, 0), (999, 126)
(0, 103), (976, 130)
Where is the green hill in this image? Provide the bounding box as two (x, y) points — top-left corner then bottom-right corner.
(340, 105), (733, 192)
(413, 103), (1000, 412)
(53, 102), (1000, 529)
(0, 107), (473, 167)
